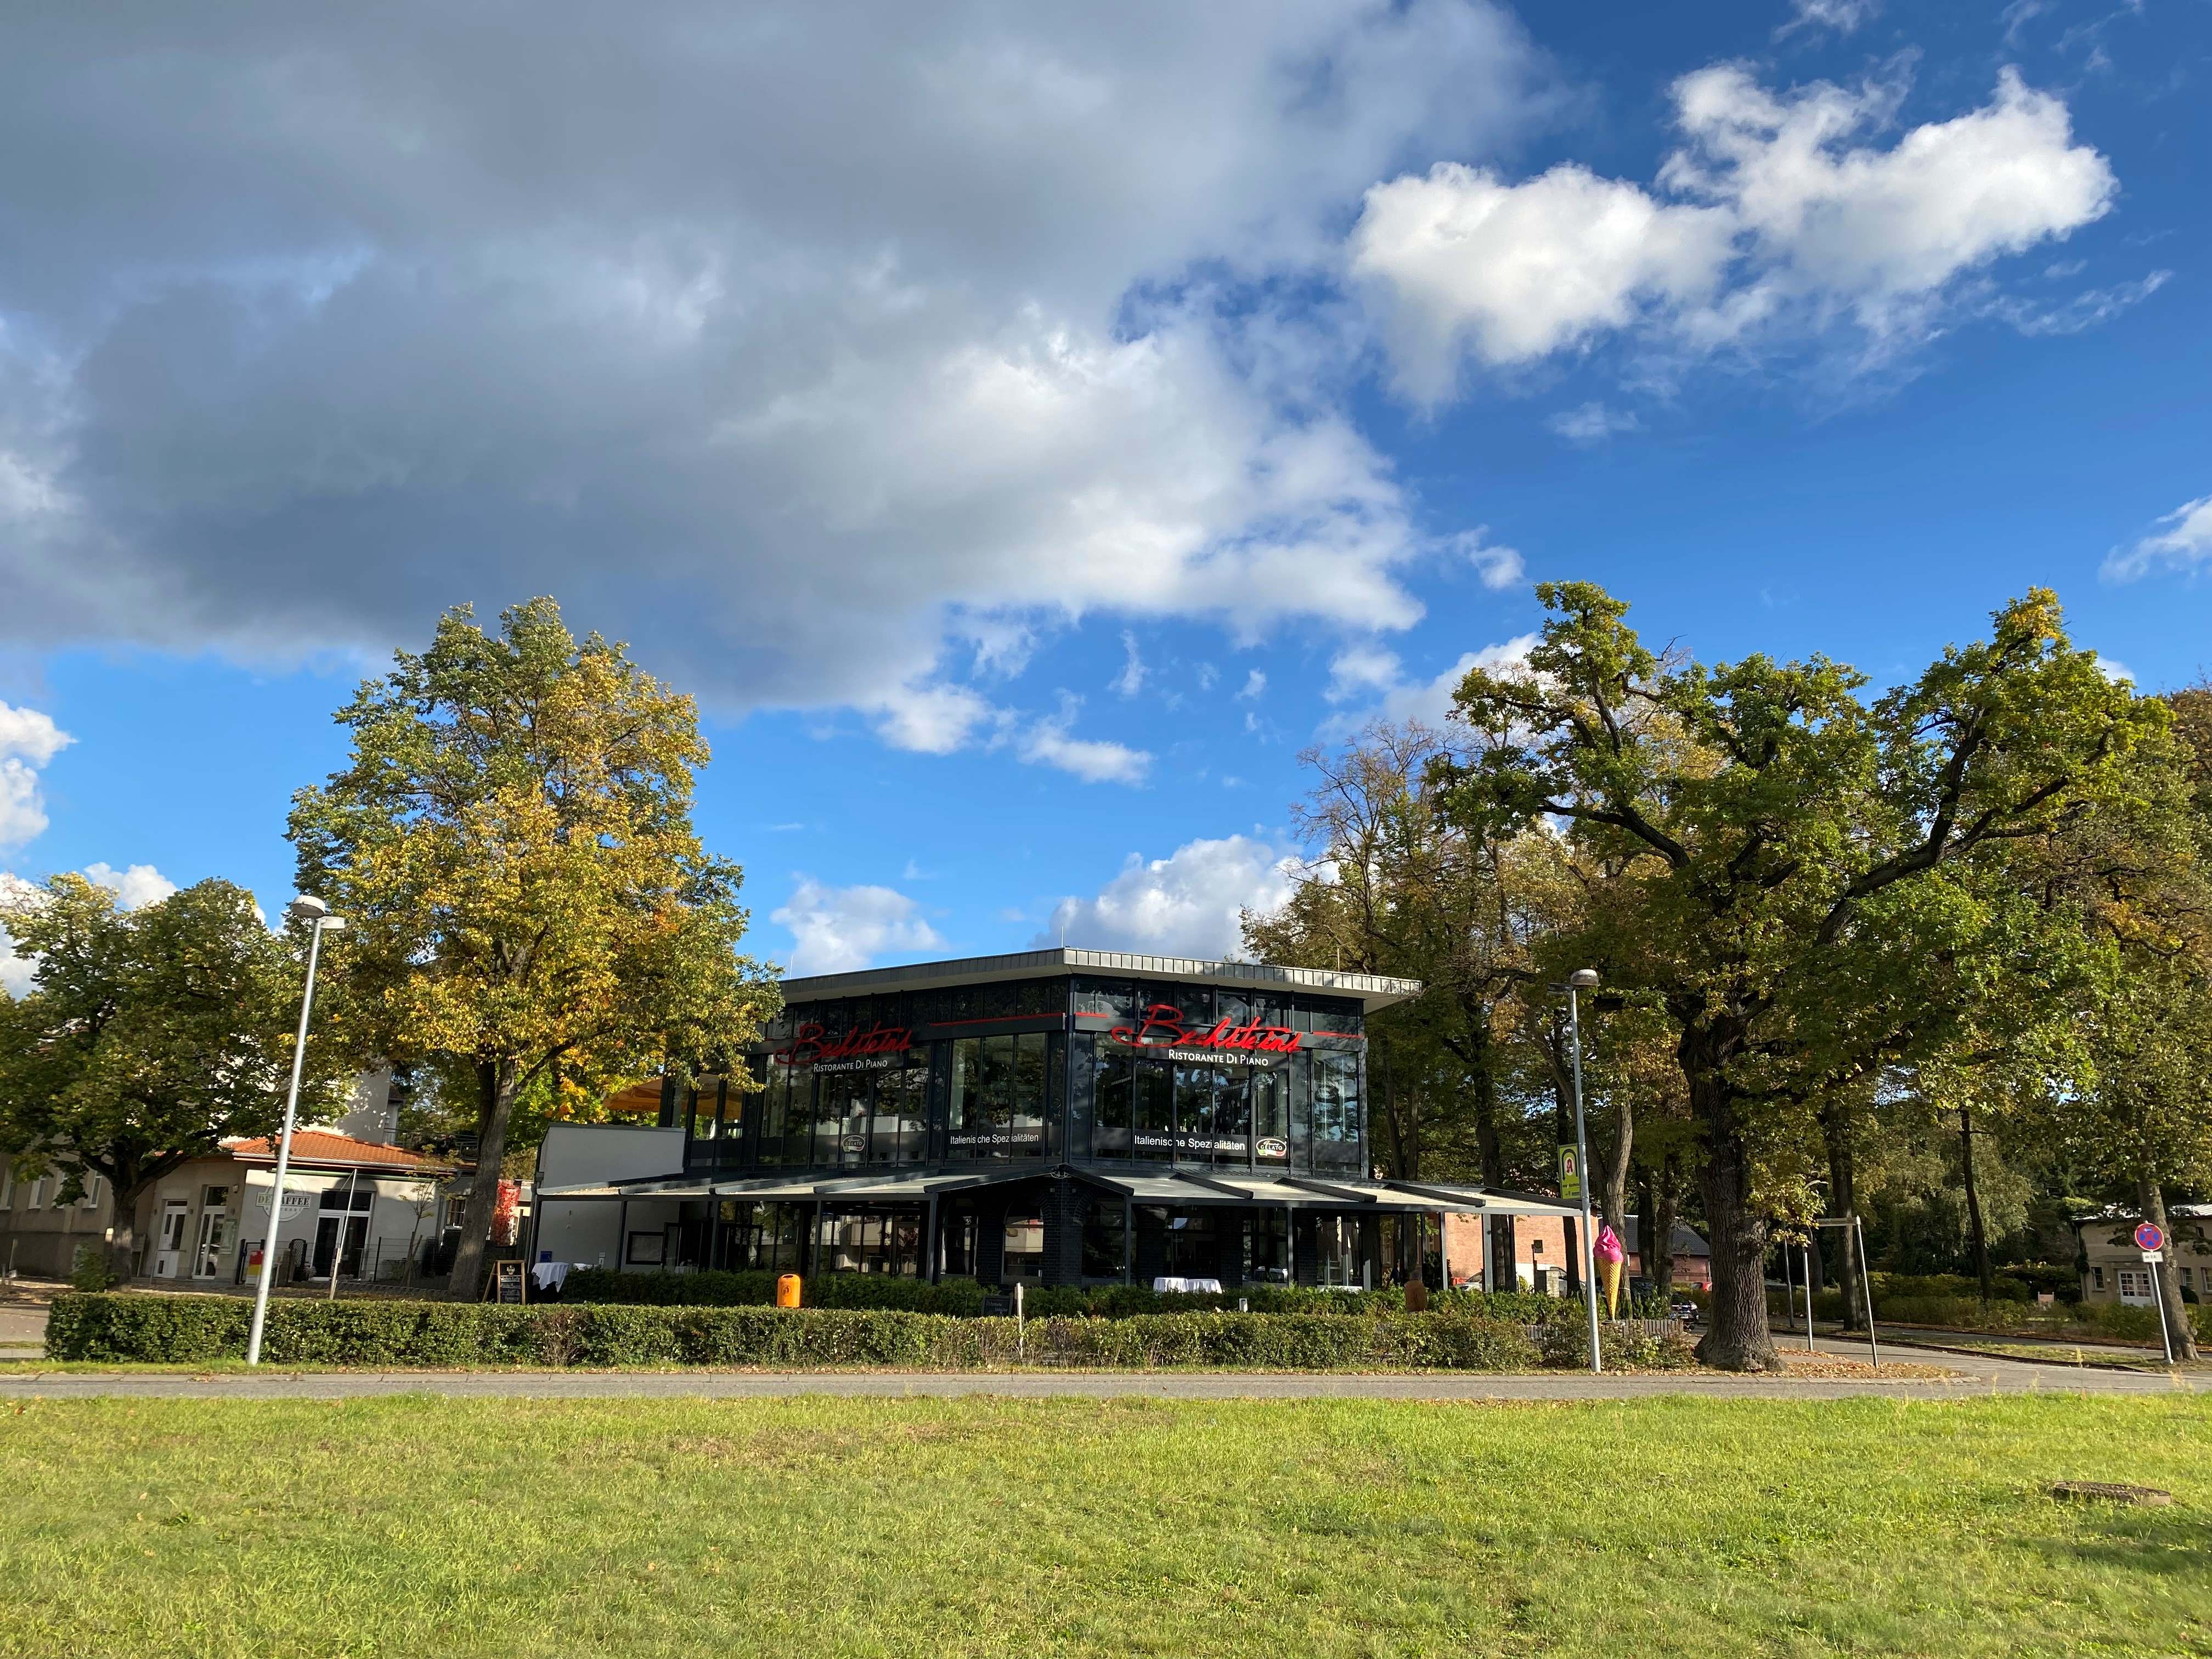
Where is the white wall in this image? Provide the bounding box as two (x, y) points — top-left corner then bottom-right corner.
(532, 1123), (687, 1272)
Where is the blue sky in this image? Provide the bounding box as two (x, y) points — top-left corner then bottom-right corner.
(2, 0), (2207, 982)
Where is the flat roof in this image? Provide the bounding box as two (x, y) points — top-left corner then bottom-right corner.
(782, 947), (1422, 1015)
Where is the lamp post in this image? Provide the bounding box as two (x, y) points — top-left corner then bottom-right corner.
(245, 895), (345, 1368)
(1565, 967), (1603, 1375)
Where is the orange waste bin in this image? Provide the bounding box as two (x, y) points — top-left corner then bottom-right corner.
(776, 1272), (802, 1308)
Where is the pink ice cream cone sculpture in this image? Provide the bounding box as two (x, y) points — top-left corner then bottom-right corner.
(1595, 1224), (1626, 1318)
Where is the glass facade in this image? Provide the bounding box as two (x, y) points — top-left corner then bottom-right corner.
(678, 971), (1368, 1181)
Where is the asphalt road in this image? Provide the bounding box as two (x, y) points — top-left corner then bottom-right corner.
(3, 1337), (2205, 1402)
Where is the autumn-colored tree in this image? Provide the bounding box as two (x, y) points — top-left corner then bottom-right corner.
(288, 598), (778, 1298)
(1432, 583), (2156, 1369)
(0, 876), (348, 1276)
(1243, 722), (1554, 1278)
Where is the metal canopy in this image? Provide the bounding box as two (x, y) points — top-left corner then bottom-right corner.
(538, 1164), (1585, 1218)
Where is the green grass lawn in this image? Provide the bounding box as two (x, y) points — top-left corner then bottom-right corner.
(4, 1395), (2208, 1657)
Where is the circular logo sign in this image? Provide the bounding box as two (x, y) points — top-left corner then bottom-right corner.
(840, 1133), (867, 1155)
(2134, 1221), (2166, 1253)
(1255, 1137), (1288, 1160)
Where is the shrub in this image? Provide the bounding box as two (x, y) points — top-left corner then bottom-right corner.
(560, 1269), (988, 1316)
(69, 1243), (117, 1292)
(46, 1292), (1576, 1372)
(562, 1272), (1588, 1323)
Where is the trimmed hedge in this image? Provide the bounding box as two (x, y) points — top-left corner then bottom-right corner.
(561, 1268), (987, 1314)
(560, 1270), (1594, 1324)
(44, 1291), (1635, 1371)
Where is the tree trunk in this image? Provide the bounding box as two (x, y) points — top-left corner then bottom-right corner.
(1650, 1153), (1680, 1302)
(105, 1178), (149, 1282)
(1601, 1092), (1633, 1244)
(1959, 1104), (1993, 1307)
(445, 1059), (520, 1300)
(1691, 1068), (1782, 1372)
(1822, 1116), (1864, 1332)
(2139, 1175), (2200, 1364)
(1468, 1032), (1516, 1294)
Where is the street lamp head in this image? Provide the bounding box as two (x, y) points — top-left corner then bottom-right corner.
(285, 894), (328, 921)
(1567, 968), (1600, 989)
(319, 916), (346, 932)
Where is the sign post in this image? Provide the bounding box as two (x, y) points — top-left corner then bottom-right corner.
(2136, 1221), (2173, 1366)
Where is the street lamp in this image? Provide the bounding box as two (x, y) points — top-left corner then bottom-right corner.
(1564, 967), (1603, 1375)
(245, 895), (346, 1368)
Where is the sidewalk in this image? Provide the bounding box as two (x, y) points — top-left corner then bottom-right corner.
(5, 1338), (2207, 1402)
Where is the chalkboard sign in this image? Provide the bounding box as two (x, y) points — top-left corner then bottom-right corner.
(493, 1259), (526, 1304)
(979, 1293), (1014, 1317)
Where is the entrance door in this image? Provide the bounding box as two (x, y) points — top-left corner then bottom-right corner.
(154, 1200), (189, 1278)
(313, 1216), (369, 1279)
(193, 1188), (233, 1279)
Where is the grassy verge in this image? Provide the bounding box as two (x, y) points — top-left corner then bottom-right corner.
(3, 1395), (2207, 1657)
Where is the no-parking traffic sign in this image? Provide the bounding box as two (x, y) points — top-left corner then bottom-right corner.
(2135, 1221), (2167, 1254)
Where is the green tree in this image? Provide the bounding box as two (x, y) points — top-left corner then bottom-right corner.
(1432, 583), (2154, 1369)
(287, 598), (778, 1299)
(1243, 722), (1554, 1278)
(0, 876), (346, 1276)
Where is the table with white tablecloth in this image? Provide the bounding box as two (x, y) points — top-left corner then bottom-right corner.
(1151, 1276), (1223, 1294)
(530, 1261), (572, 1292)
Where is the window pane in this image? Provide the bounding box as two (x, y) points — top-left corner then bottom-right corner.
(1072, 978), (1134, 1021)
(1175, 1064), (1214, 1160)
(947, 1038), (987, 1158)
(816, 1074), (852, 1166)
(1133, 1060), (1173, 1160)
(1011, 1032), (1047, 1157)
(1081, 1200), (1127, 1278)
(1092, 1045), (1131, 1159)
(1253, 1070), (1288, 1165)
(981, 1034), (1015, 1159)
(1312, 1052), (1361, 1171)
(1211, 1069), (1251, 1164)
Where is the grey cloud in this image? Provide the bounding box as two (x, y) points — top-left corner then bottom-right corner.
(0, 2), (1551, 716)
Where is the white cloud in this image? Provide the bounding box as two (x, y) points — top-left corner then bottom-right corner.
(1353, 65), (2121, 402)
(1325, 644), (1406, 703)
(772, 878), (945, 976)
(2103, 494), (2212, 582)
(1449, 528), (1524, 589)
(1110, 631), (1147, 698)
(1238, 669), (1267, 700)
(1322, 633), (1539, 735)
(867, 681), (1002, 755)
(1351, 162), (1730, 400)
(0, 702), (72, 850)
(83, 862), (179, 909)
(1017, 697), (1151, 785)
(2095, 656), (2132, 685)
(1040, 834), (1302, 959)
(0, 862), (176, 995)
(1548, 401), (1641, 443)
(1779, 0), (1879, 38)
(0, 872), (38, 995)
(0, 3), (1552, 746)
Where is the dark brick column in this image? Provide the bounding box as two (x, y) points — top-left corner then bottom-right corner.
(975, 1195), (1006, 1288)
(1039, 1176), (1086, 1286)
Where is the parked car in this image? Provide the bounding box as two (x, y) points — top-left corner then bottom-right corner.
(1671, 1299), (1701, 1324)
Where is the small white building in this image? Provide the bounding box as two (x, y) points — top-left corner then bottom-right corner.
(141, 1131), (455, 1286)
(2074, 1204), (2210, 1308)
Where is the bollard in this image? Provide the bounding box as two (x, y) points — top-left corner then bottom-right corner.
(776, 1272), (802, 1308)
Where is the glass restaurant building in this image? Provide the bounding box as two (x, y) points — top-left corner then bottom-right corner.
(533, 949), (1577, 1290)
